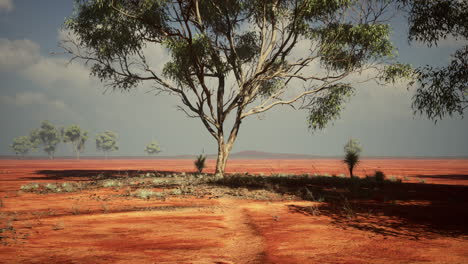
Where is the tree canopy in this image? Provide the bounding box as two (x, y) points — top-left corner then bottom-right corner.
(96, 130), (119, 158)
(145, 140), (162, 155)
(30, 121), (62, 159)
(64, 0), (406, 175)
(63, 125), (89, 159)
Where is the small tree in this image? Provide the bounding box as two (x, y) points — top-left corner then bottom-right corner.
(343, 139), (362, 178)
(10, 136), (34, 158)
(144, 140), (161, 155)
(63, 125), (89, 160)
(96, 131), (118, 159)
(30, 121), (62, 159)
(194, 154), (206, 174)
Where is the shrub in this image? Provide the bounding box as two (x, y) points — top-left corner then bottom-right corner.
(151, 178), (166, 185)
(374, 170), (385, 184)
(194, 154), (206, 173)
(61, 182), (77, 192)
(171, 189), (182, 195)
(389, 176), (400, 183)
(20, 183), (40, 191)
(45, 183), (58, 191)
(102, 179), (122, 188)
(134, 189), (157, 199)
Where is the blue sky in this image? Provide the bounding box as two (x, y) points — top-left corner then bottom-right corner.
(0, 0), (467, 157)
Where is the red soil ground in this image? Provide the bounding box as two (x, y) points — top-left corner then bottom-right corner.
(0, 159), (467, 263)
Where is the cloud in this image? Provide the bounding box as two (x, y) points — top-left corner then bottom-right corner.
(0, 39), (40, 72)
(0, 91), (66, 110)
(0, 0), (13, 12)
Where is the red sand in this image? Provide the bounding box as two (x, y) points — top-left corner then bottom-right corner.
(0, 159), (467, 263)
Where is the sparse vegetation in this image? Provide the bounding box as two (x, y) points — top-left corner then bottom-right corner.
(20, 183), (40, 191)
(45, 183), (58, 192)
(134, 189), (159, 200)
(102, 179), (122, 188)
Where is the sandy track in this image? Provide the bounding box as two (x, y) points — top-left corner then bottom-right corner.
(219, 199), (266, 264)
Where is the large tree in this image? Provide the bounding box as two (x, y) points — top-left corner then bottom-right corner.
(96, 131), (119, 159)
(63, 0), (405, 176)
(400, 0), (468, 120)
(30, 121), (62, 159)
(63, 125), (89, 160)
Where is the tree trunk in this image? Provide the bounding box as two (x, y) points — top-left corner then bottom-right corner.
(349, 165), (354, 178)
(215, 143), (231, 177)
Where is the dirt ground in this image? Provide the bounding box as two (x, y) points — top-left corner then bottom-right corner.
(0, 159), (467, 264)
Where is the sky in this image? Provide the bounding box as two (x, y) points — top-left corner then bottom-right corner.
(0, 0), (467, 157)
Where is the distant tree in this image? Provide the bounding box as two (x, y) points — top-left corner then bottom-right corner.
(398, 0), (468, 120)
(10, 136), (34, 158)
(343, 139), (362, 178)
(63, 0), (407, 177)
(30, 121), (62, 159)
(145, 140), (161, 155)
(96, 131), (118, 159)
(63, 125), (89, 160)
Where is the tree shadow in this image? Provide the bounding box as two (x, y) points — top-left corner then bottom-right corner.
(23, 169), (183, 181)
(416, 174), (468, 181)
(211, 174), (468, 239)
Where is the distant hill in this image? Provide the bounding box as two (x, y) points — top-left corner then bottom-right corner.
(228, 150), (329, 159)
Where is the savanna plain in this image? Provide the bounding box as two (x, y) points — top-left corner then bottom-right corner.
(0, 159), (467, 264)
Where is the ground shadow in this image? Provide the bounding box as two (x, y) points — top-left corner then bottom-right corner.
(211, 174), (468, 239)
(416, 174), (468, 181)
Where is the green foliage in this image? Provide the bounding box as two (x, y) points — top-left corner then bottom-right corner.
(30, 121), (62, 159)
(316, 23), (395, 71)
(401, 0), (468, 120)
(343, 139), (362, 178)
(194, 154), (206, 173)
(144, 140), (161, 155)
(63, 125), (89, 159)
(412, 47), (468, 120)
(381, 63), (415, 84)
(10, 136), (34, 157)
(307, 84), (354, 130)
(95, 131), (118, 158)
